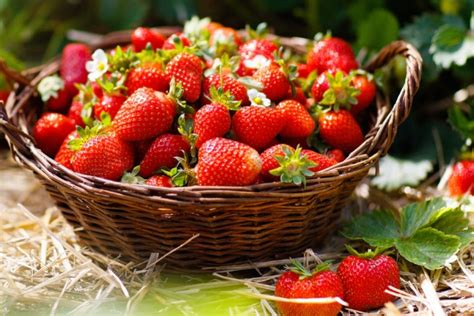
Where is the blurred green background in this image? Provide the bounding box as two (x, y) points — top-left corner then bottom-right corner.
(1, 0), (474, 181)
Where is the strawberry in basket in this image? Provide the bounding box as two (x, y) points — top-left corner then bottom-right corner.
(32, 17), (377, 187)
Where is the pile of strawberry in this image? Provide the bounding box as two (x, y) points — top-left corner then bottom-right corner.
(33, 18), (376, 187)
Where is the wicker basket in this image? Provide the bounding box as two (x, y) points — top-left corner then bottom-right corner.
(0, 28), (422, 268)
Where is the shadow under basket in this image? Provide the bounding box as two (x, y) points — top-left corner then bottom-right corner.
(0, 28), (422, 269)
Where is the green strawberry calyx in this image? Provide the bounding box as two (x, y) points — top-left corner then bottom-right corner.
(245, 22), (269, 40)
(270, 145), (316, 186)
(67, 112), (111, 152)
(177, 113), (198, 157)
(207, 85), (241, 111)
(320, 71), (360, 110)
(288, 259), (332, 280)
(168, 77), (194, 114)
(345, 244), (388, 260)
(162, 153), (197, 187)
(121, 166), (146, 184)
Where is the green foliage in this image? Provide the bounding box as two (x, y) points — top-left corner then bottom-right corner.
(343, 198), (474, 270)
(356, 9), (399, 51)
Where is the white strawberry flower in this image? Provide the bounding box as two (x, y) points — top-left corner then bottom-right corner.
(86, 49), (109, 81)
(243, 54), (271, 69)
(37, 75), (64, 102)
(248, 89), (271, 107)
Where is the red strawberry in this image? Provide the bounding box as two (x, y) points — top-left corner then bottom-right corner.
(301, 149), (338, 172)
(54, 130), (79, 169)
(166, 53), (203, 103)
(72, 134), (134, 181)
(448, 160), (474, 196)
(162, 33), (191, 50)
(311, 71), (359, 108)
(145, 175), (173, 187)
(33, 113), (76, 156)
(239, 39), (277, 60)
(277, 100), (315, 138)
(253, 63), (290, 102)
(194, 102), (232, 148)
(47, 88), (71, 111)
(134, 138), (154, 162)
(307, 37), (358, 74)
(139, 134), (190, 177)
(202, 73), (249, 105)
(196, 137), (262, 186)
(60, 43), (91, 96)
(350, 75), (376, 115)
(327, 149), (345, 162)
(68, 99), (85, 127)
(37, 75), (71, 111)
(318, 110), (363, 154)
(113, 87), (176, 141)
(94, 93), (126, 119)
(209, 27), (242, 48)
(0, 90), (9, 103)
(260, 144), (295, 181)
(275, 261), (345, 316)
(296, 63), (310, 78)
(337, 252), (400, 311)
(288, 86), (307, 105)
(232, 105), (284, 151)
(206, 22), (224, 34)
(131, 27), (165, 52)
(125, 63), (169, 95)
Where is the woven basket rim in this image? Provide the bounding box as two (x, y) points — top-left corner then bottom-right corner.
(0, 28), (423, 196)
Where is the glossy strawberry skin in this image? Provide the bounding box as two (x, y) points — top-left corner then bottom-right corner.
(288, 86), (307, 105)
(139, 134), (190, 177)
(67, 99), (85, 127)
(60, 43), (91, 96)
(113, 88), (176, 141)
(162, 33), (191, 50)
(202, 74), (249, 105)
(318, 110), (363, 154)
(94, 93), (126, 119)
(260, 144), (294, 181)
(253, 64), (290, 102)
(296, 63), (310, 78)
(301, 149), (337, 172)
(239, 39), (277, 60)
(54, 130), (79, 169)
(145, 175), (173, 187)
(166, 53), (203, 103)
(307, 37), (358, 74)
(72, 134), (134, 181)
(131, 27), (165, 52)
(337, 255), (400, 311)
(33, 113), (76, 157)
(275, 270), (345, 316)
(448, 160), (474, 196)
(277, 100), (315, 138)
(196, 138), (262, 186)
(327, 149), (345, 163)
(46, 87), (71, 111)
(125, 64), (169, 95)
(194, 102), (231, 148)
(232, 106), (284, 151)
(350, 75), (376, 115)
(311, 71), (331, 103)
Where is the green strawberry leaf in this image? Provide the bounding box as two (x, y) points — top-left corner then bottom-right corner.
(371, 155), (433, 191)
(342, 209), (399, 249)
(448, 103), (474, 141)
(395, 227), (461, 270)
(399, 197), (450, 237)
(356, 9), (399, 51)
(430, 207), (474, 247)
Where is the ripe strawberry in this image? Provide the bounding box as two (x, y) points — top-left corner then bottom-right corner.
(145, 175), (173, 187)
(37, 75), (71, 111)
(296, 63), (310, 78)
(125, 63), (169, 95)
(253, 63), (290, 102)
(162, 33), (191, 50)
(166, 53), (203, 103)
(337, 252), (400, 311)
(54, 130), (79, 169)
(194, 102), (232, 148)
(260, 144), (295, 181)
(301, 149), (338, 172)
(113, 87), (176, 141)
(94, 93), (126, 119)
(327, 149), (345, 162)
(209, 27), (242, 48)
(60, 43), (91, 96)
(277, 100), (315, 138)
(139, 134), (190, 177)
(311, 71), (359, 108)
(0, 90), (9, 103)
(307, 37), (358, 74)
(202, 73), (249, 105)
(288, 86), (307, 105)
(239, 39), (277, 60)
(131, 27), (165, 52)
(68, 99), (86, 127)
(33, 113), (76, 156)
(232, 105), (284, 151)
(350, 75), (376, 115)
(318, 110), (363, 154)
(72, 134), (134, 181)
(275, 261), (345, 316)
(134, 138), (154, 162)
(448, 160), (474, 196)
(47, 88), (71, 111)
(196, 137), (262, 186)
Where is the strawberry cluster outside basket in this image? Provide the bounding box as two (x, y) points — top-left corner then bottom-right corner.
(0, 27), (422, 269)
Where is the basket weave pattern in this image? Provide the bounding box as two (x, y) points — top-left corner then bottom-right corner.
(0, 28), (422, 268)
